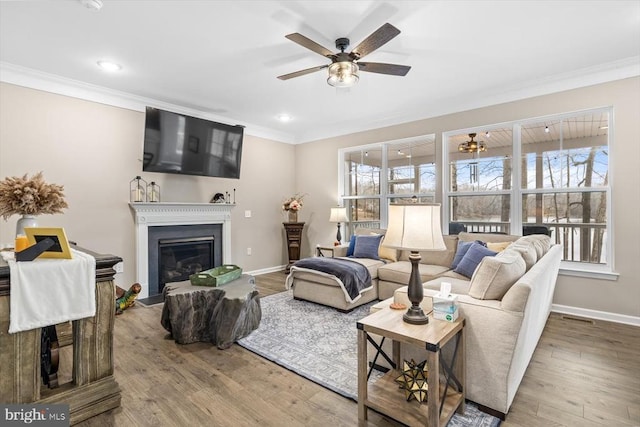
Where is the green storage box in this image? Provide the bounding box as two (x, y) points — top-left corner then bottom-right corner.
(189, 265), (242, 287)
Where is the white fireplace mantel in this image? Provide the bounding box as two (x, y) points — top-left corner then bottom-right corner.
(129, 202), (235, 299)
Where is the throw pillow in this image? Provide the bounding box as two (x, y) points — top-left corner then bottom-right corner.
(352, 234), (384, 259)
(451, 240), (486, 269)
(487, 241), (512, 252)
(468, 254), (526, 300)
(520, 235), (551, 258)
(454, 243), (497, 278)
(378, 237), (398, 262)
(346, 234), (357, 257)
(506, 241), (537, 270)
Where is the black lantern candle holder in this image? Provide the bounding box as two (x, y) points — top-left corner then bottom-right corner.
(147, 181), (161, 202)
(130, 176), (147, 202)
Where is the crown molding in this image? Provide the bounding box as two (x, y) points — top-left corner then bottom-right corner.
(2, 57), (638, 145)
(0, 62), (296, 144)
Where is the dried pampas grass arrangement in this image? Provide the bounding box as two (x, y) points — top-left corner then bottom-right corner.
(0, 172), (68, 220)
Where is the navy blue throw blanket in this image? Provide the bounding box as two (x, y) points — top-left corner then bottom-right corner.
(292, 257), (372, 301)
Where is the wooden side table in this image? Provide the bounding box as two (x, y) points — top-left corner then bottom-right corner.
(357, 308), (465, 426)
(283, 222), (304, 273)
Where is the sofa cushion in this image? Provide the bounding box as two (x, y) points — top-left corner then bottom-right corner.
(487, 241), (512, 252)
(378, 261), (450, 285)
(439, 270), (471, 281)
(341, 257), (385, 279)
(451, 240), (486, 269)
(398, 235), (458, 268)
(454, 244), (498, 278)
(352, 234), (384, 259)
(504, 242), (537, 271)
(423, 277), (472, 295)
(519, 235), (551, 258)
(468, 253), (526, 300)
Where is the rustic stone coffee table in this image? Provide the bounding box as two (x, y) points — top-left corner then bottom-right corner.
(160, 274), (261, 349)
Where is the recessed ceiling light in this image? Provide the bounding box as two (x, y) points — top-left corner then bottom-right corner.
(599, 125), (609, 130)
(277, 114), (292, 122)
(97, 60), (122, 72)
(80, 0), (103, 11)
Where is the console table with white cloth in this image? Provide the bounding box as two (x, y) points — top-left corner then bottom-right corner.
(0, 246), (122, 425)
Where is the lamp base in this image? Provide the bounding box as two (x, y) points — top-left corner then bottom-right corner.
(403, 306), (429, 324)
(403, 251), (429, 325)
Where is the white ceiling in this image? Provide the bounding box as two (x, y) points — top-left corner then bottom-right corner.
(1, 0), (639, 144)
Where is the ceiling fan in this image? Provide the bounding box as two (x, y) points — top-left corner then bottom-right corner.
(277, 23), (411, 87)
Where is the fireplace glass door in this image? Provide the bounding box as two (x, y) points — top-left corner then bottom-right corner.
(158, 237), (214, 292)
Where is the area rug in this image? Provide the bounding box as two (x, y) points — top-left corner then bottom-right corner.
(238, 290), (500, 426)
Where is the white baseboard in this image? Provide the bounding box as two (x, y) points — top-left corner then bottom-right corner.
(552, 304), (640, 327)
(246, 265), (287, 276)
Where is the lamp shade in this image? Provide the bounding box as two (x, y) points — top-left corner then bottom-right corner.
(383, 204), (446, 251)
(329, 207), (349, 223)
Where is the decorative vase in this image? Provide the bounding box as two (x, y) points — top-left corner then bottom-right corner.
(288, 210), (298, 223)
(16, 214), (38, 237)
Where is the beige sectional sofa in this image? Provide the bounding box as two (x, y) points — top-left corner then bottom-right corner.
(287, 229), (561, 418)
(383, 234), (560, 417)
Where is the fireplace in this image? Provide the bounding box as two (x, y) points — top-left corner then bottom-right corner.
(129, 202), (234, 300)
(148, 224), (222, 296)
(159, 237), (213, 288)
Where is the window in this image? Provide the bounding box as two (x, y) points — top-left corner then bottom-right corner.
(339, 135), (436, 234)
(447, 128), (513, 234)
(520, 113), (609, 265)
(443, 108), (612, 271)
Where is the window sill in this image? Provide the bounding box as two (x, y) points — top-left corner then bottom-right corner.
(559, 263), (619, 281)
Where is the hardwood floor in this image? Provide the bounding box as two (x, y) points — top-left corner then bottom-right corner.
(70, 271), (638, 426)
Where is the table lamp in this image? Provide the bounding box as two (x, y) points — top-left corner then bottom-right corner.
(383, 203), (446, 324)
(329, 207), (349, 244)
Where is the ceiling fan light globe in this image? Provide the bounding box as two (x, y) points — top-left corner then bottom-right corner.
(327, 62), (359, 87)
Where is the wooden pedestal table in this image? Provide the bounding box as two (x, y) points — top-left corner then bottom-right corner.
(283, 222), (304, 273)
(357, 307), (465, 426)
(161, 274), (261, 349)
(0, 247), (122, 425)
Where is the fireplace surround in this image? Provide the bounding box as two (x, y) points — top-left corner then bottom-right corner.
(129, 202), (234, 300)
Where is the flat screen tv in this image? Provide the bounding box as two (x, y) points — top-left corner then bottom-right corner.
(143, 107), (244, 179)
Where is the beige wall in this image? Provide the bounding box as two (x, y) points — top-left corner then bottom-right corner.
(0, 83), (296, 290)
(295, 77), (640, 318)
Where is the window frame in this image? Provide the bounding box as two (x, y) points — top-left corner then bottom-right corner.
(338, 135), (437, 234)
(442, 107), (615, 277)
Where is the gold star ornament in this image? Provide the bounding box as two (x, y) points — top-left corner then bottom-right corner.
(394, 359), (429, 403)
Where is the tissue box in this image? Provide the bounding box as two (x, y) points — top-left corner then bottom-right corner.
(433, 293), (459, 322)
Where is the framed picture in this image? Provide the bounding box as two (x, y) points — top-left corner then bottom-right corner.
(24, 227), (73, 259)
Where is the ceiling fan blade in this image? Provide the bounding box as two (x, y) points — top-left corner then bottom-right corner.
(358, 62), (411, 76)
(350, 23), (401, 60)
(285, 33), (335, 58)
(277, 65), (328, 80)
